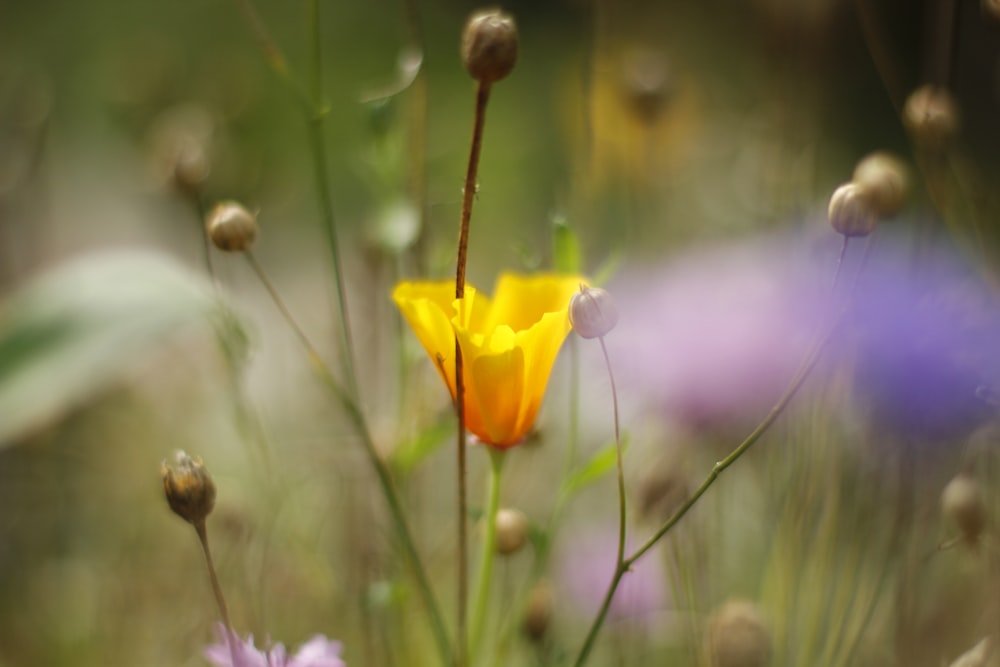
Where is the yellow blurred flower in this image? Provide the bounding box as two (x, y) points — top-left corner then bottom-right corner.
(393, 273), (583, 448)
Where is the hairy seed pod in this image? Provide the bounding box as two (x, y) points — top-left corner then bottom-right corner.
(495, 507), (529, 555)
(162, 451), (217, 525)
(942, 474), (986, 543)
(522, 580), (554, 642)
(828, 182), (879, 237)
(705, 599), (772, 667)
(903, 85), (960, 148)
(461, 9), (518, 84)
(206, 201), (258, 252)
(569, 286), (619, 339)
(852, 151), (909, 218)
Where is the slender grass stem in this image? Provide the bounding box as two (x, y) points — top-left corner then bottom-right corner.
(571, 235), (860, 667)
(307, 0), (359, 402)
(194, 520), (237, 664)
(470, 449), (506, 660)
(243, 253), (453, 666)
(454, 79), (493, 667)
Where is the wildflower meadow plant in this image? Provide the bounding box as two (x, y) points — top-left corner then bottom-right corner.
(6, 2), (1000, 667)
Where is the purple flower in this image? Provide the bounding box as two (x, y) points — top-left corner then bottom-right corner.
(609, 235), (827, 428)
(204, 624), (345, 667)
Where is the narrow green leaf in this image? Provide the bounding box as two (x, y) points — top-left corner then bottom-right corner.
(391, 410), (454, 473)
(562, 432), (630, 496)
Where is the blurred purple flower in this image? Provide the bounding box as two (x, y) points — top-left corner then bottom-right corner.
(204, 624), (345, 667)
(609, 236), (827, 428)
(608, 229), (1000, 443)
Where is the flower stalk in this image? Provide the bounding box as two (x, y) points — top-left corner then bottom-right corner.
(470, 448), (506, 660)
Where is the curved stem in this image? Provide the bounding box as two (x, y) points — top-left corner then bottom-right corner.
(244, 254), (453, 666)
(470, 448), (506, 660)
(598, 336), (625, 565)
(195, 520), (237, 665)
(307, 0), (359, 402)
(571, 314), (843, 667)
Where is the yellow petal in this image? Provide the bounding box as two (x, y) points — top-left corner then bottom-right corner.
(487, 273), (583, 332)
(392, 280), (462, 396)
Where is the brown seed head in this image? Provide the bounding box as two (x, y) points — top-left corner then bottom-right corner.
(705, 599), (772, 667)
(828, 182), (878, 238)
(162, 450), (216, 525)
(206, 201), (258, 252)
(522, 580), (554, 642)
(622, 49), (674, 126)
(569, 285), (619, 339)
(942, 474), (986, 543)
(903, 85), (960, 148)
(852, 151), (909, 219)
(461, 9), (518, 84)
(495, 507), (529, 555)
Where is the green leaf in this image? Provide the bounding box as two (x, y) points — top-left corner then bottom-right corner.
(561, 432), (630, 496)
(0, 251), (240, 445)
(552, 217), (582, 274)
(391, 410), (454, 474)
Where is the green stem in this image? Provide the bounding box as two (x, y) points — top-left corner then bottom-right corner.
(244, 255), (453, 667)
(470, 448), (506, 661)
(571, 311), (844, 667)
(307, 0), (359, 401)
(598, 335), (626, 600)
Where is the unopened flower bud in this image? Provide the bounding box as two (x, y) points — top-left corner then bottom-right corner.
(705, 599), (772, 667)
(852, 151), (909, 218)
(903, 85), (960, 148)
(828, 182), (878, 237)
(522, 580), (554, 642)
(461, 9), (518, 84)
(569, 285), (618, 339)
(942, 474), (986, 543)
(206, 201), (258, 252)
(495, 507), (529, 555)
(162, 450), (216, 525)
(172, 141), (210, 194)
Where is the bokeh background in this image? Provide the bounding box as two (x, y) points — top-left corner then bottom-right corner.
(3, 0), (1000, 665)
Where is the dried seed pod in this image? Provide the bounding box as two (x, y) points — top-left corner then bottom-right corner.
(621, 49), (674, 126)
(206, 201), (258, 252)
(495, 507), (529, 555)
(903, 85), (960, 148)
(461, 9), (518, 84)
(569, 285), (619, 339)
(942, 474), (986, 543)
(522, 580), (554, 642)
(852, 151), (909, 218)
(828, 182), (878, 238)
(705, 599), (772, 667)
(162, 451), (217, 525)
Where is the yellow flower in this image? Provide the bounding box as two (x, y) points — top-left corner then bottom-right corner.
(393, 273), (583, 448)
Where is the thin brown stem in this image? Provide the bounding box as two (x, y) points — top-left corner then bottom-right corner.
(456, 81), (492, 299)
(453, 78), (493, 667)
(195, 520), (236, 664)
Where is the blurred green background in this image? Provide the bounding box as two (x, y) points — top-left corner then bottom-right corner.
(3, 0), (1000, 665)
